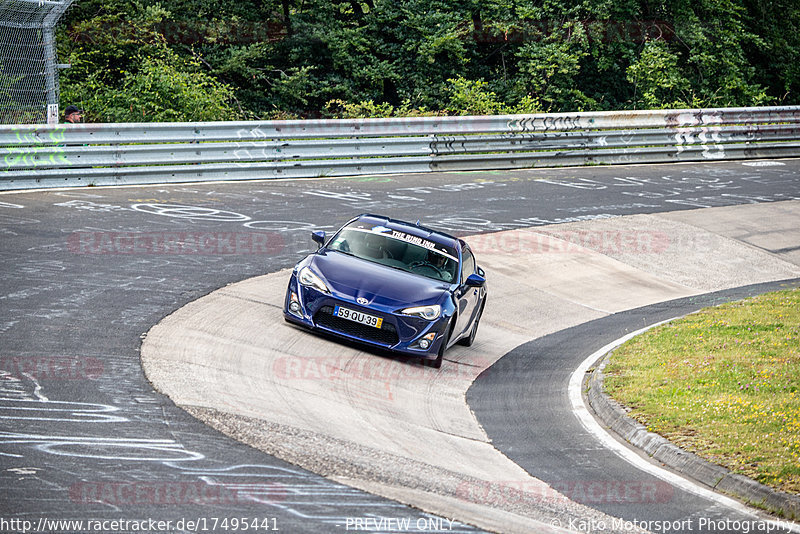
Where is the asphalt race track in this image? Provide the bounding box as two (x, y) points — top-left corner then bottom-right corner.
(469, 280), (800, 533)
(139, 183), (800, 529)
(1, 159), (799, 533)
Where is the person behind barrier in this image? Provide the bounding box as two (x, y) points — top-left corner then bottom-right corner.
(63, 105), (84, 124)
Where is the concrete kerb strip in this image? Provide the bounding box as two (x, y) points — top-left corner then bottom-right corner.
(585, 323), (800, 522)
(143, 269), (646, 534)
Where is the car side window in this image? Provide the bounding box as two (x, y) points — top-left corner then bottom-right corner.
(460, 248), (476, 284)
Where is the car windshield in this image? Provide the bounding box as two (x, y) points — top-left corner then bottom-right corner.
(327, 226), (459, 283)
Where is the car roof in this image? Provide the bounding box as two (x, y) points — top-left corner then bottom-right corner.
(354, 213), (461, 250)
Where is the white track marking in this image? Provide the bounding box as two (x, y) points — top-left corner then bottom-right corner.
(568, 319), (800, 532)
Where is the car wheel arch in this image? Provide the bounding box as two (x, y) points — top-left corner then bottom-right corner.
(445, 312), (459, 346)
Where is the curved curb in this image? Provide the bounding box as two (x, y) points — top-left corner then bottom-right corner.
(585, 325), (800, 521)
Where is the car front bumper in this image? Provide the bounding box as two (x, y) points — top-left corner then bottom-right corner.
(283, 273), (448, 360)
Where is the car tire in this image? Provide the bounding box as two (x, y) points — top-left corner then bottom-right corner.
(459, 300), (484, 347)
(427, 318), (455, 369)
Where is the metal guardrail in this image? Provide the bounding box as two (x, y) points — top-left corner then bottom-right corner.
(1, 106), (799, 189)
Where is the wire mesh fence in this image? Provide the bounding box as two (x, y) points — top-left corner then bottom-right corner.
(0, 0), (74, 125)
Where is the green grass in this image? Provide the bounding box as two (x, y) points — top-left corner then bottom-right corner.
(604, 288), (800, 495)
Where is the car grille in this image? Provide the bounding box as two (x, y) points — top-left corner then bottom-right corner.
(315, 306), (398, 346)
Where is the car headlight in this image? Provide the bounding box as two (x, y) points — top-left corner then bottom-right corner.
(401, 305), (441, 320)
(298, 267), (330, 294)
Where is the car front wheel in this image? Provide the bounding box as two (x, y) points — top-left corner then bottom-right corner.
(458, 301), (484, 347)
(427, 318), (455, 369)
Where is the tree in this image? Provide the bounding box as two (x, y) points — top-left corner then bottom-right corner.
(59, 1), (241, 121)
(56, 0), (798, 120)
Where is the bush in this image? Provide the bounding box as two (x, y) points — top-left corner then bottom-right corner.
(94, 55), (240, 122)
(59, 2), (240, 122)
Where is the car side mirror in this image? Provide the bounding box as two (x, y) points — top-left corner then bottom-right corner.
(312, 231), (326, 248)
(465, 273), (486, 287)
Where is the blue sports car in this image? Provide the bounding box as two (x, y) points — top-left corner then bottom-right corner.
(284, 214), (487, 368)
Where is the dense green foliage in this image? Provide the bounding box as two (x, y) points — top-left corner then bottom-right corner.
(58, 0), (800, 121)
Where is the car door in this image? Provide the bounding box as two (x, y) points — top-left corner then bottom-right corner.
(453, 246), (480, 340)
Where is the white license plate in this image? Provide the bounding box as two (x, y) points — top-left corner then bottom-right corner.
(334, 305), (383, 329)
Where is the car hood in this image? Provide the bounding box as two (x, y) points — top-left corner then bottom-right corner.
(310, 251), (450, 308)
